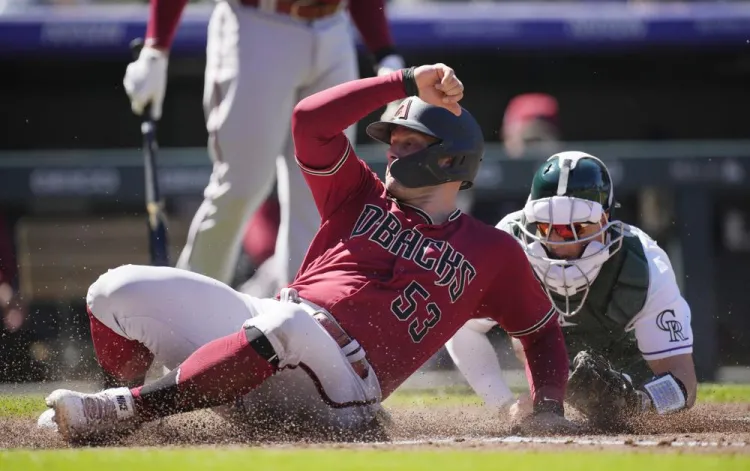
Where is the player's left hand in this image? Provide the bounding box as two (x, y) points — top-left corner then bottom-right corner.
(376, 54), (407, 121)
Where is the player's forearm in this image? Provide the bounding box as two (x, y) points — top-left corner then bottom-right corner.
(646, 354), (698, 409)
(292, 71), (407, 166)
(145, 0), (190, 51)
(349, 0), (397, 63)
(445, 326), (514, 410)
(518, 321), (569, 407)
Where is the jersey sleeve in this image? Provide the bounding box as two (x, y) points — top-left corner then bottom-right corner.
(628, 244), (693, 361)
(479, 236), (556, 337)
(292, 72), (407, 220)
(145, 0), (189, 50)
(445, 322), (514, 409)
(295, 140), (378, 220)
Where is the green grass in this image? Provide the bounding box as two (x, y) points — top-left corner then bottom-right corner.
(2, 382), (750, 419)
(1, 449), (749, 471)
(696, 384), (750, 403)
(0, 394), (46, 418)
(383, 382), (750, 408)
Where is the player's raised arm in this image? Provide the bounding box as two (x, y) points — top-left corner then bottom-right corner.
(292, 64), (463, 218)
(292, 71), (407, 217)
(123, 0), (188, 120)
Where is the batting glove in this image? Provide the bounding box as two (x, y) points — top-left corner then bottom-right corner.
(376, 54), (407, 121)
(123, 46), (169, 120)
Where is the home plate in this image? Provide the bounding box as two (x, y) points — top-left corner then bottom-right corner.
(381, 436), (749, 448)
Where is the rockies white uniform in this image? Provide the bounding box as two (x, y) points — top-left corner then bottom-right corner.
(446, 218), (693, 409)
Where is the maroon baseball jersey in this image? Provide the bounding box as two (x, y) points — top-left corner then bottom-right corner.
(290, 71), (559, 399)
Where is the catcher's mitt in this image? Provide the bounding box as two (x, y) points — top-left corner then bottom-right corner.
(565, 351), (647, 430)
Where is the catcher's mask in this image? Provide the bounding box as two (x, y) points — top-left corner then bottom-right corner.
(508, 151), (624, 317)
(366, 97), (485, 190)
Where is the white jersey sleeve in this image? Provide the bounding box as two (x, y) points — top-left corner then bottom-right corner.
(445, 319), (513, 410)
(626, 226), (693, 361)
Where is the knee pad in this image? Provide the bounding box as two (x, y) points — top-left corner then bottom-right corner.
(242, 304), (317, 368)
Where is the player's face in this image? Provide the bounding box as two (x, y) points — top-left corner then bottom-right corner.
(539, 214), (608, 260)
(385, 126), (440, 197)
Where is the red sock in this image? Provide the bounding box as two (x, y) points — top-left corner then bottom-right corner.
(88, 307), (154, 385)
(130, 328), (278, 421)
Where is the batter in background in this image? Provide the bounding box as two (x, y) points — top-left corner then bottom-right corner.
(123, 0), (405, 295)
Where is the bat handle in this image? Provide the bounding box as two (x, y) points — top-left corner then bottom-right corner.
(141, 104), (155, 130)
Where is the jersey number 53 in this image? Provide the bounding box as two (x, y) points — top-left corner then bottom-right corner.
(390, 281), (442, 343)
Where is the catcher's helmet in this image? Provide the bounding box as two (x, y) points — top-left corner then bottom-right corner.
(529, 151), (615, 214)
(365, 97), (484, 190)
(509, 151), (625, 317)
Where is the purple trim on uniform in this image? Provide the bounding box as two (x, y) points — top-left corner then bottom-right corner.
(641, 344), (693, 356)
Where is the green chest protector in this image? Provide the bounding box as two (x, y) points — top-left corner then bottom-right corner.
(549, 230), (652, 385)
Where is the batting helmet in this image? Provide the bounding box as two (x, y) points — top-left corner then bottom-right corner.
(365, 97), (484, 190)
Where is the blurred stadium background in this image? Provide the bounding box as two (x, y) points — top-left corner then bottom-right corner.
(0, 0), (749, 391)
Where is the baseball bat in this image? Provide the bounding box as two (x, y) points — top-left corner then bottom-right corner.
(130, 38), (170, 267)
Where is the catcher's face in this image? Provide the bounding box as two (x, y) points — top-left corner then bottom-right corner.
(539, 214), (608, 260)
(385, 126), (442, 198)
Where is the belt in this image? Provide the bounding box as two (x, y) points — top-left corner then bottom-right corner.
(239, 0), (343, 21)
(279, 288), (370, 380)
(313, 312), (370, 380)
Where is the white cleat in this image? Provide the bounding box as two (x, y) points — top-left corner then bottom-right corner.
(44, 387), (137, 443)
(36, 408), (58, 432)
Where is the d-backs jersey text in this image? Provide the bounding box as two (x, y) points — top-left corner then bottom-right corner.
(289, 74), (556, 397)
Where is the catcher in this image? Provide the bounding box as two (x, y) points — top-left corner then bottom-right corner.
(447, 151), (696, 431)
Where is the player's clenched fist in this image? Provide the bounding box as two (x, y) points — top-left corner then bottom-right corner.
(123, 46), (169, 120)
(412, 63), (464, 116)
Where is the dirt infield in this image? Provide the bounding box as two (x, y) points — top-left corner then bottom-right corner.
(2, 403), (750, 453)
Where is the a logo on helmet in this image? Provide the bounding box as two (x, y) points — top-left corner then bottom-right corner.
(393, 99), (412, 120)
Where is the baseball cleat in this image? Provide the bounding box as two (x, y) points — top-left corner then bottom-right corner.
(36, 408), (58, 431)
(44, 387), (138, 443)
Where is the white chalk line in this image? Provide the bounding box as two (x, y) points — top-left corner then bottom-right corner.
(380, 436), (748, 448)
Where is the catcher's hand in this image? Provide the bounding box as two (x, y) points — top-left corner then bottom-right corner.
(566, 351), (647, 430)
(123, 45), (169, 120)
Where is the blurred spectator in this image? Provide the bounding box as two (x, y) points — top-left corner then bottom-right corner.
(502, 92), (561, 159)
(0, 211), (25, 333)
